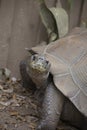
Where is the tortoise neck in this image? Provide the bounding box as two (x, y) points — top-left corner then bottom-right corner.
(30, 72), (49, 89)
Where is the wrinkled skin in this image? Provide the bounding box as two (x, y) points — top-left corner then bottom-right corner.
(20, 54), (87, 130)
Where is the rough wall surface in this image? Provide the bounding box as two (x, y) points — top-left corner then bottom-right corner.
(0, 0), (86, 78)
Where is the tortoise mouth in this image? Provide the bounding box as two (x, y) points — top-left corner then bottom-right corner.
(29, 54), (51, 73)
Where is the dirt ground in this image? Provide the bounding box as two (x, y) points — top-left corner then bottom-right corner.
(0, 77), (78, 130)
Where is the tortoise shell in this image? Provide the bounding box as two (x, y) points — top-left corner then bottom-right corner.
(32, 27), (87, 116)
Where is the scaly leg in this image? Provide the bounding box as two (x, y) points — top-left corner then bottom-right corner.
(36, 82), (64, 130)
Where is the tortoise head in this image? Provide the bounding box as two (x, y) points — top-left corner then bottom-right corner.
(27, 50), (51, 79)
(30, 54), (50, 74)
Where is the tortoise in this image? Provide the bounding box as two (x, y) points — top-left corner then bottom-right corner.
(20, 28), (87, 130)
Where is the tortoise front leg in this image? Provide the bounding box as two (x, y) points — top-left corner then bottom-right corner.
(36, 82), (64, 130)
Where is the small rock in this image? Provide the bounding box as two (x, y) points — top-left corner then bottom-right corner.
(11, 77), (17, 82)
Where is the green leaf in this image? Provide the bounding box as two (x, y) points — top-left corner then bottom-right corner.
(50, 7), (69, 38)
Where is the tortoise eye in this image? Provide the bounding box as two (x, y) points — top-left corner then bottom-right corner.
(31, 55), (36, 61)
(46, 60), (49, 64)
